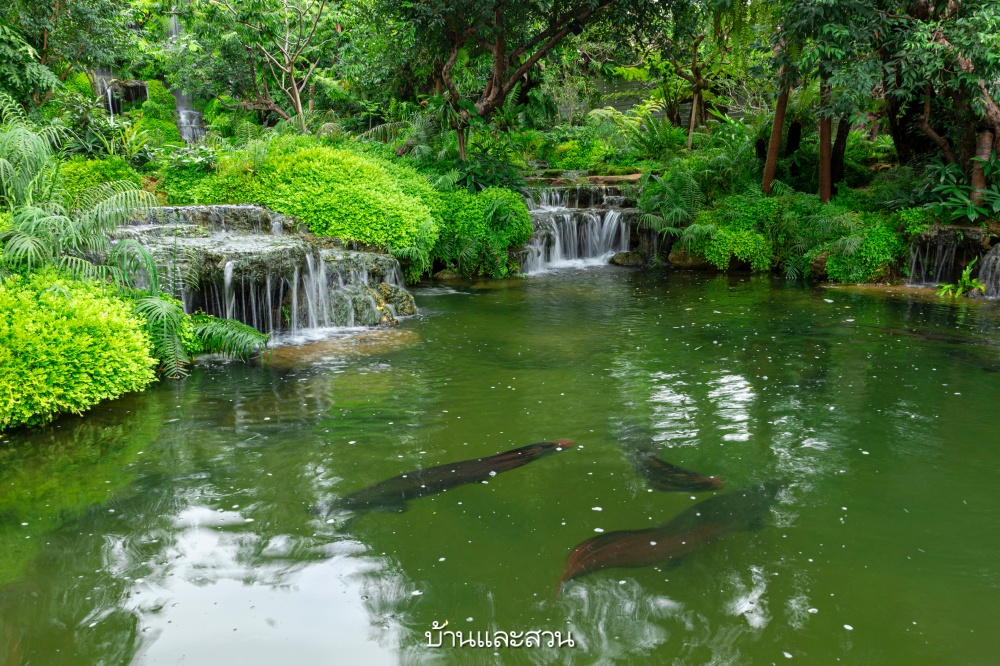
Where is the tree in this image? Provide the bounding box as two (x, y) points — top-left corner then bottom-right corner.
(198, 0), (341, 131)
(0, 0), (136, 106)
(374, 0), (662, 159)
(0, 25), (60, 107)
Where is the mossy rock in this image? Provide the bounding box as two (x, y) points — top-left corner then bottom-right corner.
(668, 247), (713, 269)
(378, 283), (416, 317)
(610, 251), (646, 267)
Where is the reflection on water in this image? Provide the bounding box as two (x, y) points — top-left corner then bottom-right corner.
(2, 270), (1000, 664)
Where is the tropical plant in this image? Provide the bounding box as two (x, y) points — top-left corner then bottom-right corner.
(937, 258), (985, 298)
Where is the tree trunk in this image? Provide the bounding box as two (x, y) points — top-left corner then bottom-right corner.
(831, 113), (851, 189)
(784, 121), (802, 157)
(818, 81), (832, 203)
(970, 128), (996, 206)
(915, 85), (956, 164)
(687, 92), (699, 150)
(456, 125), (467, 162)
(762, 75), (789, 195)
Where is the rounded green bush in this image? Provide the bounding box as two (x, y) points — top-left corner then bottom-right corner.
(185, 145), (441, 278)
(0, 272), (156, 432)
(59, 156), (142, 201)
(144, 80), (177, 111)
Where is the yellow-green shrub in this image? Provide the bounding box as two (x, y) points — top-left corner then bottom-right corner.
(0, 272), (156, 432)
(59, 156), (142, 201)
(183, 145), (441, 279)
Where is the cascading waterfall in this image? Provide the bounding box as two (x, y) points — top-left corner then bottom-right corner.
(117, 205), (416, 337)
(522, 187), (631, 273)
(168, 10), (206, 144)
(907, 225), (989, 287)
(979, 244), (1000, 298)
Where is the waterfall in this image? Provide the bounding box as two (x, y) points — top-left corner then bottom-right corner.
(522, 187), (631, 273)
(168, 11), (206, 144)
(980, 244), (1000, 298)
(118, 205), (417, 337)
(907, 225), (988, 286)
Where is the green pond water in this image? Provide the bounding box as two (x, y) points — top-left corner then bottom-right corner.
(2, 268), (1000, 665)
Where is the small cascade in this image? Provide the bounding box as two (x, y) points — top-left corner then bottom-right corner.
(980, 244), (1000, 298)
(522, 186), (633, 273)
(168, 11), (206, 143)
(117, 205), (416, 336)
(907, 225), (988, 286)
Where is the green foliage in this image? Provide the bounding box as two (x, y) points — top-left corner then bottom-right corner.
(683, 196), (776, 272)
(178, 144), (441, 279)
(434, 187), (533, 277)
(0, 271), (155, 431)
(144, 80), (177, 110)
(0, 24), (60, 105)
(548, 139), (612, 170)
(937, 258), (985, 298)
(63, 72), (96, 98)
(59, 156), (141, 200)
(825, 215), (905, 283)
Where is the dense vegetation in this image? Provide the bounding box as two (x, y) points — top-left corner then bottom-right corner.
(1, 0), (999, 429)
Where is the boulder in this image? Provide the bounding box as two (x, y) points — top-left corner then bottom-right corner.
(610, 251), (647, 267)
(667, 247), (713, 269)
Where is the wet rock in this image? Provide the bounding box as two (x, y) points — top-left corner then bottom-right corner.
(433, 269), (460, 280)
(810, 251), (829, 280)
(121, 204), (413, 334)
(610, 251), (646, 267)
(667, 247), (713, 269)
(378, 282), (416, 316)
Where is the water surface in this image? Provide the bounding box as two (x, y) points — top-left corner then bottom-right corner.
(2, 269), (999, 665)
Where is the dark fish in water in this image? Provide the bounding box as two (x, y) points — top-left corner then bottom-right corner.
(325, 439), (573, 514)
(632, 452), (723, 492)
(557, 482), (781, 591)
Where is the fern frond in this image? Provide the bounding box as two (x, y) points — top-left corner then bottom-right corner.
(190, 315), (268, 359)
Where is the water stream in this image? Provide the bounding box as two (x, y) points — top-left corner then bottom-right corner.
(168, 12), (206, 144)
(119, 205), (413, 335)
(2, 270), (999, 663)
(522, 188), (633, 273)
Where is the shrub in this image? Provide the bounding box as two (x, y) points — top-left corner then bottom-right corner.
(435, 187), (533, 277)
(59, 156), (142, 201)
(179, 145), (441, 279)
(144, 80), (177, 110)
(0, 272), (156, 431)
(63, 72), (95, 98)
(825, 214), (906, 283)
(548, 139), (611, 170)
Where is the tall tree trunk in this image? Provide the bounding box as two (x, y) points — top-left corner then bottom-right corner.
(687, 92), (699, 150)
(456, 125), (467, 162)
(831, 113), (851, 190)
(784, 121), (802, 157)
(970, 128), (996, 206)
(818, 80), (832, 203)
(762, 72), (789, 195)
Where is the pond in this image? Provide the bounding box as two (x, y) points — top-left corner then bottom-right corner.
(2, 268), (1000, 665)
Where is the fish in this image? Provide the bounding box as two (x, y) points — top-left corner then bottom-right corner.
(631, 452), (723, 492)
(323, 439), (574, 515)
(557, 482), (781, 591)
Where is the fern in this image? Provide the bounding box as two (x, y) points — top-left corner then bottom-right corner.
(133, 295), (189, 378)
(191, 315), (269, 359)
